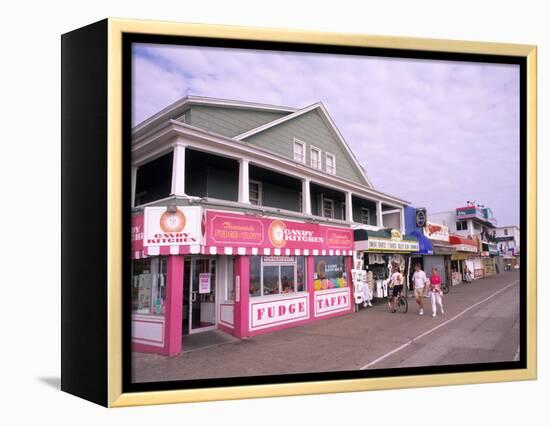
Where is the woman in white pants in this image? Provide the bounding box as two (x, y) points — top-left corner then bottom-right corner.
(429, 267), (445, 317)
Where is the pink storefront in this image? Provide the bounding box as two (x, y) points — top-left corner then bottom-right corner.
(131, 206), (354, 356)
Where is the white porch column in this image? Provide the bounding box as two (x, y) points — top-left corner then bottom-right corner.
(376, 201), (383, 228)
(302, 178), (311, 215)
(131, 165), (138, 207)
(170, 143), (187, 197)
(238, 159), (250, 204)
(345, 191), (354, 223)
(400, 207), (405, 233)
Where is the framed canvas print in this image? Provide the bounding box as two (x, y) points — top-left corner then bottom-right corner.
(61, 18), (537, 407)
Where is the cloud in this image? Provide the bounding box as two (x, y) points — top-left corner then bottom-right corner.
(132, 43), (520, 226)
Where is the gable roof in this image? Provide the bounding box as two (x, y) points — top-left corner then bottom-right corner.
(133, 95), (297, 138)
(234, 102), (373, 188)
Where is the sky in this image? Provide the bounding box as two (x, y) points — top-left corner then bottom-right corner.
(132, 43), (520, 227)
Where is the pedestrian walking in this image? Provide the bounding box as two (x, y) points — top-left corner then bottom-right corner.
(429, 267), (445, 317)
(388, 267), (404, 313)
(463, 265), (473, 282)
(412, 263), (428, 315)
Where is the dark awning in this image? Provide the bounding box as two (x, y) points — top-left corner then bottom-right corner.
(432, 243), (455, 256)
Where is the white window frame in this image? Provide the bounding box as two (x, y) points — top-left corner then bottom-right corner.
(310, 145), (322, 170)
(360, 207), (370, 225)
(249, 179), (263, 206)
(293, 138), (306, 164)
(456, 220), (468, 231)
(322, 196), (335, 219)
(325, 152), (336, 175)
(254, 257), (307, 297)
(224, 256), (235, 302)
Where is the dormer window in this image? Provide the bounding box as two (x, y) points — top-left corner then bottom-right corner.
(326, 153), (336, 175)
(310, 146), (322, 170)
(293, 139), (306, 164)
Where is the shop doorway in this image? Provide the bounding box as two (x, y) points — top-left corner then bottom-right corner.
(182, 257), (217, 335)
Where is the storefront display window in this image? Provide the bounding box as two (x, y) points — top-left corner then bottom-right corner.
(249, 256), (306, 296)
(131, 257), (167, 316)
(313, 256), (347, 291)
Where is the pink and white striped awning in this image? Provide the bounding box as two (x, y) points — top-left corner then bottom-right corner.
(131, 208), (355, 260)
(132, 245), (354, 259)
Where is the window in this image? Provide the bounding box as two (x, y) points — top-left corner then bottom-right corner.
(249, 180), (262, 205)
(456, 221), (468, 231)
(360, 207), (370, 224)
(313, 256), (347, 291)
(131, 257), (167, 316)
(473, 222), (481, 231)
(326, 153), (336, 175)
(249, 256), (306, 297)
(504, 229), (509, 236)
(322, 197), (334, 219)
(310, 146), (322, 170)
(293, 139), (306, 163)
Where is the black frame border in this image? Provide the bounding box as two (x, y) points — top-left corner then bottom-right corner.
(121, 33), (528, 394)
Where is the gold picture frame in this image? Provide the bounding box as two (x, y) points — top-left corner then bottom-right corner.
(61, 17), (537, 407)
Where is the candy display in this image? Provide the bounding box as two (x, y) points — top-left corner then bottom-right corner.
(314, 279), (322, 291)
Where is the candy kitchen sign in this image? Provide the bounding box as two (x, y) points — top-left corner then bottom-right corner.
(206, 211), (353, 251)
(423, 222), (449, 242)
(142, 206), (204, 247)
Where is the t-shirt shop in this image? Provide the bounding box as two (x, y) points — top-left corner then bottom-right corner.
(353, 228), (419, 299)
(131, 206), (354, 356)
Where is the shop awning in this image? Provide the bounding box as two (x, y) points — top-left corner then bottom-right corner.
(409, 230), (433, 255)
(449, 234), (478, 253)
(354, 228), (419, 253)
(451, 252), (469, 260)
(432, 243), (455, 256)
(132, 207), (356, 259)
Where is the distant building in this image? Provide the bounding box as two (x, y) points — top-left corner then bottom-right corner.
(429, 204), (502, 279)
(495, 225), (521, 268)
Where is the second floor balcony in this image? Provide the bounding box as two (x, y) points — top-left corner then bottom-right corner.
(132, 145), (406, 231)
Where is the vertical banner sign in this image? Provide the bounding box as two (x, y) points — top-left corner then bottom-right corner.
(199, 273), (211, 294)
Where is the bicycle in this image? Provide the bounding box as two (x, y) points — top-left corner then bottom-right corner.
(387, 286), (408, 313)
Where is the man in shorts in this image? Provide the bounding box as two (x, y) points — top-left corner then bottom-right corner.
(412, 263), (428, 315)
